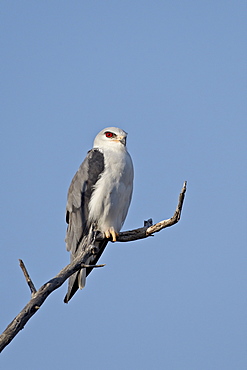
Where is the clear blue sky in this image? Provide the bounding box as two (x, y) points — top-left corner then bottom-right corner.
(1, 1), (246, 369)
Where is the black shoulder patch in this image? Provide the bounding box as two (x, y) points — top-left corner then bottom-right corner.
(87, 149), (105, 187)
(81, 149), (104, 228)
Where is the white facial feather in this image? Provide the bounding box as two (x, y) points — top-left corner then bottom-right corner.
(93, 127), (128, 148)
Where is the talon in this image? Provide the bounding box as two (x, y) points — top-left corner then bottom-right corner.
(104, 230), (111, 239)
(104, 227), (118, 242)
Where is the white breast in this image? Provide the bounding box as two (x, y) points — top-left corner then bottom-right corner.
(88, 146), (133, 233)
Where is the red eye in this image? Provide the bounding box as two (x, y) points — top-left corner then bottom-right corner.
(105, 132), (113, 138)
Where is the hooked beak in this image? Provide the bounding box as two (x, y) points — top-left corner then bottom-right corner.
(114, 135), (126, 146)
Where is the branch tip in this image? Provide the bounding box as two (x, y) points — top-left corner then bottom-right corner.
(19, 259), (37, 296)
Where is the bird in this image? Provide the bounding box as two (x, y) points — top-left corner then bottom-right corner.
(64, 127), (134, 303)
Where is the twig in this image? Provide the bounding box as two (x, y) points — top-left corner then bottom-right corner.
(0, 181), (187, 353)
(146, 181), (187, 235)
(81, 264), (106, 268)
(19, 259), (37, 296)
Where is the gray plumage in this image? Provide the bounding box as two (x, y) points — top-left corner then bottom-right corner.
(64, 127), (133, 303)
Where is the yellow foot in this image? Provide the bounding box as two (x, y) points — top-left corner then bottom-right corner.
(104, 227), (118, 242)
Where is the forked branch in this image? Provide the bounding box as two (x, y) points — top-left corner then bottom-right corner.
(0, 181), (186, 353)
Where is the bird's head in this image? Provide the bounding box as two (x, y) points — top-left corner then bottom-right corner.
(93, 127), (128, 149)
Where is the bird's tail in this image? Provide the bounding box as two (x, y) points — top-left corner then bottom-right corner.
(64, 239), (108, 303)
(63, 256), (89, 303)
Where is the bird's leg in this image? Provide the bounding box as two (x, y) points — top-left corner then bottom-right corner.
(104, 227), (118, 242)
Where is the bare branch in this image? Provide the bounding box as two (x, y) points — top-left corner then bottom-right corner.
(0, 245), (94, 353)
(0, 181), (186, 353)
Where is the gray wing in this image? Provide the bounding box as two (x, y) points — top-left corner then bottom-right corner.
(65, 148), (105, 255)
(64, 148), (108, 303)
